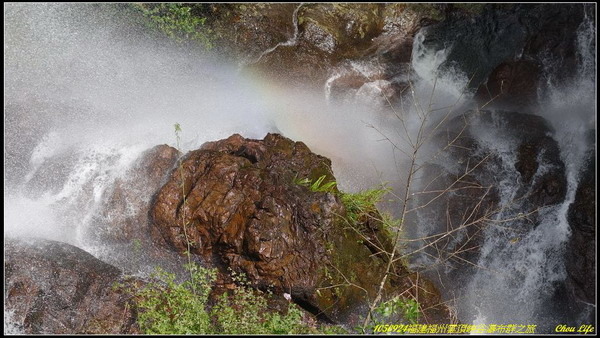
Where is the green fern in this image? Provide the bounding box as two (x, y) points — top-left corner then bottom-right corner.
(294, 174), (337, 193)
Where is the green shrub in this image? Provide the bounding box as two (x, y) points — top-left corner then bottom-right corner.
(340, 185), (390, 224)
(294, 174), (338, 193)
(134, 264), (215, 334)
(213, 288), (307, 334)
(212, 270), (307, 334)
(361, 296), (420, 334)
(130, 264), (318, 334)
(375, 296), (419, 325)
(133, 3), (213, 48)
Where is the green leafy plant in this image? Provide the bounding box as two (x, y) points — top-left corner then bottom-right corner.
(361, 296), (420, 334)
(376, 296), (419, 325)
(134, 264), (215, 334)
(294, 174), (337, 193)
(134, 3), (213, 48)
(214, 287), (306, 334)
(340, 185), (390, 224)
(132, 238), (142, 253)
(128, 264), (317, 334)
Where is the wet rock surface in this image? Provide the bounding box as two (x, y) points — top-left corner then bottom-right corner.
(4, 238), (138, 334)
(412, 114), (500, 276)
(566, 140), (596, 307)
(505, 113), (567, 209)
(413, 110), (567, 281)
(150, 133), (450, 324)
(474, 60), (541, 111)
(90, 144), (179, 244)
(421, 4), (589, 92)
(210, 4), (433, 88)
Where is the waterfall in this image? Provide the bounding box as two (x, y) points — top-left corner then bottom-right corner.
(406, 4), (595, 332)
(4, 3), (401, 266)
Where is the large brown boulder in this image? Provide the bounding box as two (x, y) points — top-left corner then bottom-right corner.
(150, 133), (449, 324)
(4, 238), (139, 334)
(151, 133), (338, 287)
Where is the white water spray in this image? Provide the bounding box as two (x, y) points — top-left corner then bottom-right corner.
(407, 8), (596, 331)
(4, 3), (401, 258)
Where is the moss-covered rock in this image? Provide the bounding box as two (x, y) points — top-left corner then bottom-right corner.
(150, 133), (450, 326)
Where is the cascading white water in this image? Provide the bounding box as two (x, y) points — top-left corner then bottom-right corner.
(4, 3), (402, 269)
(411, 28), (471, 101)
(406, 7), (596, 332)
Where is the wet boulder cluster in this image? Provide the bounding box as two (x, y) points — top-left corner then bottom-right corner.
(6, 133), (452, 333)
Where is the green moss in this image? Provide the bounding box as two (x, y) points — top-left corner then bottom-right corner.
(132, 3), (214, 48)
(313, 183), (411, 325)
(406, 4), (446, 21)
(453, 3), (487, 15)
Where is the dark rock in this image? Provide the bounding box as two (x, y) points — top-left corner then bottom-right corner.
(4, 238), (139, 334)
(90, 144), (179, 244)
(417, 165), (499, 269)
(461, 111), (567, 211)
(412, 113), (501, 275)
(520, 4), (589, 85)
(150, 133), (450, 325)
(84, 144), (191, 275)
(565, 142), (595, 305)
(503, 112), (567, 208)
(411, 110), (567, 283)
(474, 60), (541, 111)
(418, 4), (589, 91)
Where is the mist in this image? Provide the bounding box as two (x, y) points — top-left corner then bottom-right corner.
(4, 3), (418, 244)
